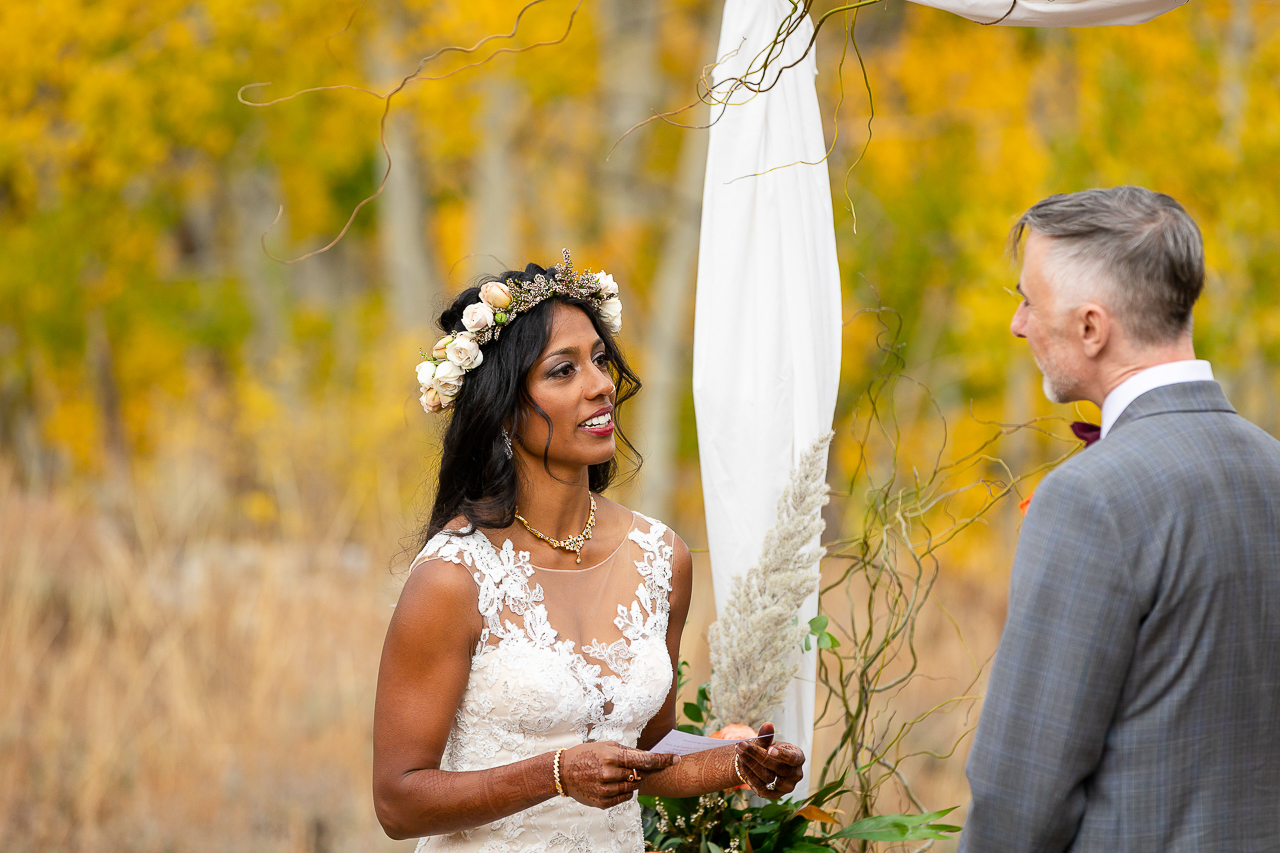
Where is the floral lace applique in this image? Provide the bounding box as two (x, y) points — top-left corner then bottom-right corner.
(410, 514), (675, 853)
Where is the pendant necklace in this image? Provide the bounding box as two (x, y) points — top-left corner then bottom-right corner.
(515, 494), (597, 564)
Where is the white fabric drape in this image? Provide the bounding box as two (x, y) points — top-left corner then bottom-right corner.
(692, 0), (842, 799)
(905, 0), (1189, 26)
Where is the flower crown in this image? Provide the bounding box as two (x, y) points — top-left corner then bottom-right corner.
(415, 249), (622, 413)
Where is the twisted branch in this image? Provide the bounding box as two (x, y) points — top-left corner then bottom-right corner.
(805, 290), (1079, 850)
(238, 0), (583, 264)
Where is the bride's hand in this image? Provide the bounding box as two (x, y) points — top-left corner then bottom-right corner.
(735, 722), (804, 799)
(561, 742), (681, 809)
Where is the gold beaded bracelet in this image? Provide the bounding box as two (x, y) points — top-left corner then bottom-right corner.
(733, 753), (749, 789)
(553, 748), (567, 797)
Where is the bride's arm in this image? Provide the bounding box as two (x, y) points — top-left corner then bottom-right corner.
(373, 555), (676, 839)
(635, 535), (805, 799)
(372, 555), (549, 839)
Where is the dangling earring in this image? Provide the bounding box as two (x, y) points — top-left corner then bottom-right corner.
(502, 428), (514, 460)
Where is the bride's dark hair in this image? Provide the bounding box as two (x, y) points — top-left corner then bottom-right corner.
(423, 262), (642, 543)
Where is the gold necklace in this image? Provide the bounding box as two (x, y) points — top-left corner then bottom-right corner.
(515, 494), (597, 564)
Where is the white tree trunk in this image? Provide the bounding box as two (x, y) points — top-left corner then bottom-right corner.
(229, 167), (288, 369)
(378, 109), (441, 329)
(1214, 0), (1270, 431)
(470, 75), (522, 276)
(368, 17), (442, 331)
(597, 0), (659, 231)
(632, 120), (708, 520)
(86, 309), (131, 503)
(1217, 0), (1252, 157)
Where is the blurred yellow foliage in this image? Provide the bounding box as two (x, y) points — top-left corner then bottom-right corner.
(2, 0), (1279, 848)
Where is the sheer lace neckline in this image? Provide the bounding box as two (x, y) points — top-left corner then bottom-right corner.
(450, 512), (641, 573)
(427, 513), (673, 683)
(526, 515), (638, 572)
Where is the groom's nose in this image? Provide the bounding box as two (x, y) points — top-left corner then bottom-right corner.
(1010, 305), (1028, 339)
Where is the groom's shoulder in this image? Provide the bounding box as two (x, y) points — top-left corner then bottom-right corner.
(1034, 406), (1280, 516)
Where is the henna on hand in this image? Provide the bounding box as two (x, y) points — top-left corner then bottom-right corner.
(734, 723), (805, 799)
(638, 744), (740, 798)
(562, 742), (682, 809)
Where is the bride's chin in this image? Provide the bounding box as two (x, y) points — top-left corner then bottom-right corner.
(584, 442), (617, 467)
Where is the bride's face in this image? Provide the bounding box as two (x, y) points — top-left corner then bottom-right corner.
(515, 303), (617, 472)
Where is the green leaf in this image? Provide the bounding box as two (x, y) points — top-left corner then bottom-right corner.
(816, 632), (838, 650)
(805, 776), (847, 807)
(755, 802), (794, 820)
(683, 702), (705, 723)
(782, 843), (833, 853)
(803, 635), (812, 651)
(807, 615), (829, 634)
(829, 808), (959, 842)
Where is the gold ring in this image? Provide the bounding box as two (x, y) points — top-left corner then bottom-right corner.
(629, 769), (640, 782)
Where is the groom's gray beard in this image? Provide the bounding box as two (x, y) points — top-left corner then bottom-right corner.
(1034, 350), (1076, 404)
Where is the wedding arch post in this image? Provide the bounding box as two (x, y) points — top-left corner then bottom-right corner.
(692, 0), (842, 800)
(902, 0), (1189, 26)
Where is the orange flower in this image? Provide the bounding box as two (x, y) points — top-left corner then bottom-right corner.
(1019, 492), (1034, 516)
(709, 723), (757, 741)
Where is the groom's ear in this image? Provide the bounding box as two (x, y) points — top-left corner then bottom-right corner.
(1078, 303), (1111, 359)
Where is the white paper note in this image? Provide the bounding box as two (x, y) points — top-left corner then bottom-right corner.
(649, 730), (767, 756)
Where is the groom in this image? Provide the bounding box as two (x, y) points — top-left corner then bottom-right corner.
(960, 186), (1280, 852)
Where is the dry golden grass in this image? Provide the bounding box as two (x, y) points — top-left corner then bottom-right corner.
(0, 468), (407, 853)
(0, 456), (1013, 853)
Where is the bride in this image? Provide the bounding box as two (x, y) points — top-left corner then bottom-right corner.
(372, 252), (806, 852)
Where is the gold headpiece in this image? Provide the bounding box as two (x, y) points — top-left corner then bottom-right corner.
(414, 249), (622, 413)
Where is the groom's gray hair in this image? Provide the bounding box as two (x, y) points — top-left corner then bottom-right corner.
(1010, 186), (1205, 345)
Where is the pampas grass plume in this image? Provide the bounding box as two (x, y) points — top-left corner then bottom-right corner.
(707, 431), (832, 729)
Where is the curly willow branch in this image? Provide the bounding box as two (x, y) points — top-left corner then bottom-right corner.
(611, 1), (879, 232)
(803, 288), (1079, 847)
(237, 0), (583, 265)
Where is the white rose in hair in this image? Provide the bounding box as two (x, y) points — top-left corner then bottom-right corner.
(598, 297), (623, 334)
(462, 301), (495, 332)
(445, 332), (484, 369)
(594, 271), (619, 297)
(431, 335), (453, 360)
(416, 360), (437, 387)
(480, 281), (512, 310)
(433, 360), (465, 399)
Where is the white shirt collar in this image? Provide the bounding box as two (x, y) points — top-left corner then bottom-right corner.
(1099, 359), (1214, 439)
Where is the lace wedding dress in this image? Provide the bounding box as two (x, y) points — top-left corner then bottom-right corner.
(409, 511), (676, 853)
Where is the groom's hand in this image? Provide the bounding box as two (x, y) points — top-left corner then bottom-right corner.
(735, 722), (804, 799)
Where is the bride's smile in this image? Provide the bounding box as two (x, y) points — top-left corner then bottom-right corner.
(516, 303), (619, 471)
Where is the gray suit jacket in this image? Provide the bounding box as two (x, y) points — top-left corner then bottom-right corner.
(960, 381), (1280, 853)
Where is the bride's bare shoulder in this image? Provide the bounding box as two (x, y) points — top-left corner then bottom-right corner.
(396, 537), (483, 643)
(402, 520), (485, 600)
